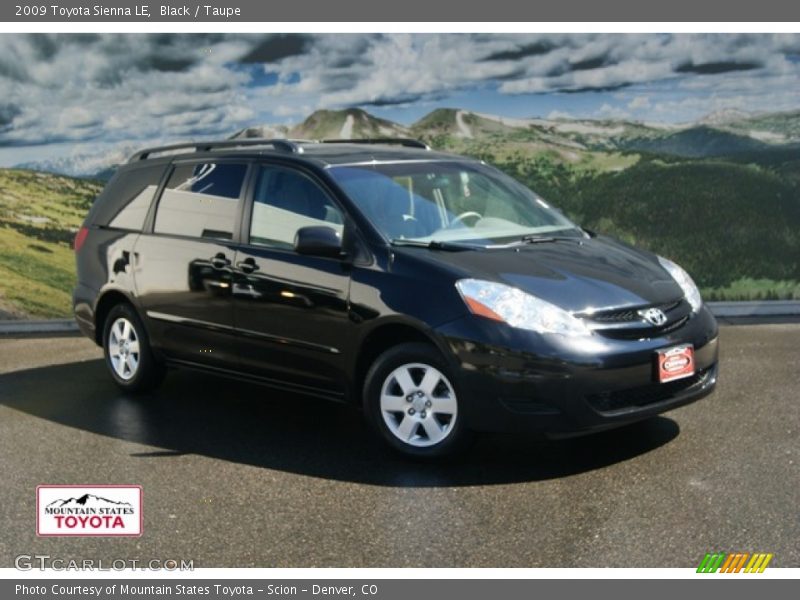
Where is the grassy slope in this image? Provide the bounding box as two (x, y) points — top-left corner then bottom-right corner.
(726, 110), (800, 140)
(481, 153), (800, 299)
(621, 126), (769, 157)
(574, 160), (800, 287)
(0, 169), (100, 318)
(290, 108), (408, 139)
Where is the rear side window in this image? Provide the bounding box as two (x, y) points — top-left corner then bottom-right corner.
(154, 162), (248, 240)
(90, 165), (166, 230)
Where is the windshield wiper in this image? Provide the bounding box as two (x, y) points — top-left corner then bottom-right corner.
(520, 235), (559, 244)
(517, 235), (582, 245)
(518, 230), (588, 245)
(390, 239), (474, 251)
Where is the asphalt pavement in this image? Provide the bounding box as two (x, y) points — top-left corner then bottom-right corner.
(0, 325), (797, 568)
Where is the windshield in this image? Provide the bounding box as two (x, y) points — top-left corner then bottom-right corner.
(328, 161), (580, 246)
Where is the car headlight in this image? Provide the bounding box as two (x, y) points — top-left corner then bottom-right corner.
(658, 256), (702, 312)
(455, 278), (591, 336)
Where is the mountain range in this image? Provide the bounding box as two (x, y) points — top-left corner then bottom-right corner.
(239, 106), (800, 158)
(14, 107), (800, 179)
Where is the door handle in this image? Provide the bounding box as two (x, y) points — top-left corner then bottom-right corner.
(210, 253), (231, 269)
(236, 257), (260, 274)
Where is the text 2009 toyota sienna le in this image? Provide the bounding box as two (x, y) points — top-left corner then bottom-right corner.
(73, 138), (718, 457)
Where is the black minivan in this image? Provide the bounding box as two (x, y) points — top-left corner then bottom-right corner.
(74, 138), (718, 457)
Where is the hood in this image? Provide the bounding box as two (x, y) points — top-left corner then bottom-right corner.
(393, 236), (684, 313)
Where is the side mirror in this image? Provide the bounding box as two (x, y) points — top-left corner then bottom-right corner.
(294, 226), (343, 258)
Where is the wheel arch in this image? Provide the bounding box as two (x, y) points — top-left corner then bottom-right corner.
(93, 289), (138, 346)
(351, 320), (454, 404)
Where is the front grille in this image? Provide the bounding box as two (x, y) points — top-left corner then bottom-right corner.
(598, 315), (690, 340)
(590, 309), (639, 323)
(588, 300), (681, 324)
(586, 367), (712, 414)
(581, 299), (690, 339)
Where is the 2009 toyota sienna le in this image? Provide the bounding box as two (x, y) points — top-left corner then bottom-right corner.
(73, 138), (718, 457)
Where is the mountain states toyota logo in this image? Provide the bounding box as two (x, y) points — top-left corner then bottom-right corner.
(36, 485), (142, 537)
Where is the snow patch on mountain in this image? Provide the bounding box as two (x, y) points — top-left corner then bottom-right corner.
(455, 110), (473, 138)
(550, 121), (626, 136)
(474, 112), (538, 128)
(746, 129), (786, 142)
(699, 108), (752, 126)
(339, 114), (354, 139)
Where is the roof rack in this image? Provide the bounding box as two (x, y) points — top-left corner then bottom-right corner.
(128, 136), (432, 163)
(320, 138), (431, 150)
(128, 138), (307, 162)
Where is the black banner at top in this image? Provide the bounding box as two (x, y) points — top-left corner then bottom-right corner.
(2, 0), (800, 22)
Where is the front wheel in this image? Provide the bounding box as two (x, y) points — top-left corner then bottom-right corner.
(102, 303), (165, 393)
(363, 343), (473, 458)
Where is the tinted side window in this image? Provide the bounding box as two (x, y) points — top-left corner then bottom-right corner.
(90, 165), (166, 230)
(154, 162), (247, 240)
(249, 166), (343, 250)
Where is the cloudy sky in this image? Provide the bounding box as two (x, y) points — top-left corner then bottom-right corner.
(1, 33), (799, 170)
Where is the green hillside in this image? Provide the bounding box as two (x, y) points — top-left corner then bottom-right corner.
(477, 152), (800, 300)
(622, 126), (769, 157)
(0, 169), (101, 318)
(290, 108), (408, 139)
(411, 108), (518, 138)
(723, 110), (800, 142)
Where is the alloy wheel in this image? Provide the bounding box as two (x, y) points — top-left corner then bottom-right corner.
(379, 362), (458, 447)
(108, 317), (140, 381)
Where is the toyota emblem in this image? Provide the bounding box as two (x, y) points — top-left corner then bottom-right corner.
(638, 307), (668, 326)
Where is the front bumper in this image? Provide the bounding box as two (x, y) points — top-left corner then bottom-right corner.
(434, 305), (719, 435)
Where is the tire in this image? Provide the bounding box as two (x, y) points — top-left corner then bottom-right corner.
(363, 342), (473, 459)
(102, 302), (165, 393)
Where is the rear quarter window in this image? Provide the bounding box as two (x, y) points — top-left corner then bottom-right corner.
(89, 164), (168, 230)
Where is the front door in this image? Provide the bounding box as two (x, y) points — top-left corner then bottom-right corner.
(232, 164), (352, 397)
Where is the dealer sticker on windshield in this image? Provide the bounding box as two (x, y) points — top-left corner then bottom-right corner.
(657, 344), (695, 383)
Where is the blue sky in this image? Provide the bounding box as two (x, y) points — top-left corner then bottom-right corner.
(1, 33), (799, 171)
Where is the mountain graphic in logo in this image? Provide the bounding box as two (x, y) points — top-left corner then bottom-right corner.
(46, 493), (133, 509)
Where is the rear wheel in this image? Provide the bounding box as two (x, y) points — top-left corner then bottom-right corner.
(102, 303), (165, 393)
(363, 343), (473, 458)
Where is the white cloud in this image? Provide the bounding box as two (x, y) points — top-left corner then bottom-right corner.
(0, 32), (799, 164)
(0, 34), (259, 146)
(598, 103), (632, 120)
(272, 104), (313, 118)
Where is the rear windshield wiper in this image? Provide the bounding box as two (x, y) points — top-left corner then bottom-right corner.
(390, 239), (474, 251)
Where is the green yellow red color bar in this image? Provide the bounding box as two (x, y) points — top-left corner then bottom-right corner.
(697, 552), (773, 573)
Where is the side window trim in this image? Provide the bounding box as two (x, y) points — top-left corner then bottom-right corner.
(144, 158), (253, 244)
(142, 163), (181, 234)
